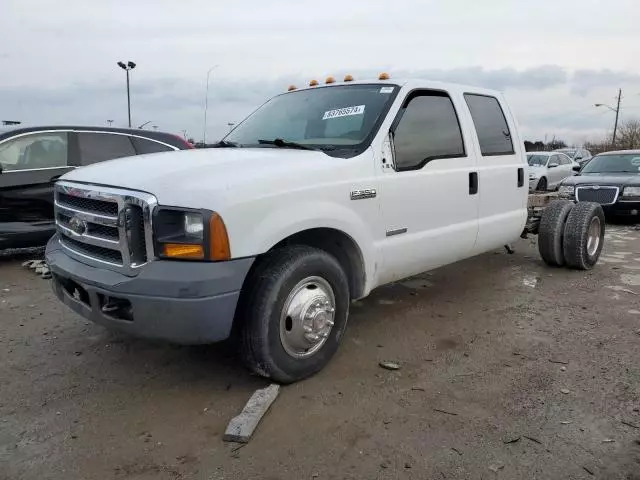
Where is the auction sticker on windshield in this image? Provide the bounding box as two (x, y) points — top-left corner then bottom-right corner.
(323, 105), (365, 120)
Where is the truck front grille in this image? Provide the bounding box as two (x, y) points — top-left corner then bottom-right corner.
(54, 181), (157, 274)
(576, 186), (619, 205)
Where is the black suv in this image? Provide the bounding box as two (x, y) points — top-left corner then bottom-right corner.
(0, 126), (192, 250)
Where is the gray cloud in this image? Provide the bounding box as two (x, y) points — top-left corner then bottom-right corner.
(1, 65), (638, 144)
(570, 69), (640, 96)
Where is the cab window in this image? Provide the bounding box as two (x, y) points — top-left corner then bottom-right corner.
(0, 132), (68, 171)
(392, 91), (465, 171)
(464, 94), (514, 156)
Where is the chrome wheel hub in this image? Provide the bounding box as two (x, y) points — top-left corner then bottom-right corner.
(586, 216), (601, 256)
(279, 276), (336, 358)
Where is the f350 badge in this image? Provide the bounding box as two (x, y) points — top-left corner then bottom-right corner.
(350, 189), (377, 200)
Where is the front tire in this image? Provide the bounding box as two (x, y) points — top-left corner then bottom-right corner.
(239, 246), (350, 383)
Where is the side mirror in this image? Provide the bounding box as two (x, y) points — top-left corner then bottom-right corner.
(572, 165), (581, 172)
(548, 163), (559, 168)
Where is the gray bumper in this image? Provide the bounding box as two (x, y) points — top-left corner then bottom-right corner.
(45, 235), (254, 344)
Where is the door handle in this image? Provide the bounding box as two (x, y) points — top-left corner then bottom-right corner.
(469, 172), (478, 195)
(517, 167), (524, 187)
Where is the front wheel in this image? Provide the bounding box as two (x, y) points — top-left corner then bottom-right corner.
(239, 246), (350, 383)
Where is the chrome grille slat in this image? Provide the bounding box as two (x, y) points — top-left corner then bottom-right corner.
(57, 223), (120, 248)
(54, 202), (119, 226)
(54, 181), (158, 275)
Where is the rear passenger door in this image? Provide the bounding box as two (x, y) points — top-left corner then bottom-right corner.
(76, 132), (136, 166)
(378, 89), (479, 284)
(463, 93), (527, 254)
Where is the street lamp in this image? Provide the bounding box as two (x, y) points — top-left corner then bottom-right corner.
(203, 64), (219, 145)
(227, 122), (235, 133)
(107, 119), (114, 127)
(595, 88), (622, 147)
(117, 61), (136, 128)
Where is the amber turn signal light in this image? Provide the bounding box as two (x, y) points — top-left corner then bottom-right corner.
(209, 213), (231, 261)
(163, 243), (205, 260)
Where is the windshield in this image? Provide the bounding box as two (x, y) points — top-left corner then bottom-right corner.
(556, 149), (576, 158)
(224, 84), (399, 153)
(527, 154), (548, 167)
(580, 154), (640, 174)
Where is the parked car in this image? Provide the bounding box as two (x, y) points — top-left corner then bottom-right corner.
(555, 147), (592, 166)
(558, 149), (640, 217)
(0, 126), (192, 250)
(45, 76), (605, 383)
(527, 151), (577, 191)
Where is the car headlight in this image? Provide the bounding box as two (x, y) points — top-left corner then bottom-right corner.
(622, 186), (640, 197)
(529, 172), (537, 180)
(154, 208), (230, 261)
(558, 185), (575, 196)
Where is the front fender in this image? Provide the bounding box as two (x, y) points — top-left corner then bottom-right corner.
(230, 200), (378, 294)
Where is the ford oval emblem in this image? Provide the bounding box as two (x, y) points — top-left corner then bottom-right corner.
(68, 216), (88, 235)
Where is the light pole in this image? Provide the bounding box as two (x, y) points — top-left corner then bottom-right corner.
(203, 64), (219, 145)
(117, 61), (136, 128)
(595, 88), (622, 147)
(107, 119), (114, 127)
(227, 122), (235, 133)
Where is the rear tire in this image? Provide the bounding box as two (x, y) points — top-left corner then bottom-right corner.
(536, 177), (548, 192)
(562, 202), (605, 270)
(538, 200), (574, 267)
(238, 246), (350, 384)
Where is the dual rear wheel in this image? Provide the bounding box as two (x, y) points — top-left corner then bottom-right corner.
(538, 201), (605, 269)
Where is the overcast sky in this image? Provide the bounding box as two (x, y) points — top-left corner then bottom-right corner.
(2, 0), (639, 144)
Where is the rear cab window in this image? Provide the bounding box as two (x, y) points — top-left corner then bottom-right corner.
(464, 94), (515, 156)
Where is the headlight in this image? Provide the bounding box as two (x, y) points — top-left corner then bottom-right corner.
(558, 185), (575, 196)
(623, 186), (640, 197)
(154, 209), (230, 261)
(184, 212), (204, 237)
(529, 172), (537, 180)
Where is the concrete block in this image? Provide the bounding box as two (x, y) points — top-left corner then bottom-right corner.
(223, 384), (280, 443)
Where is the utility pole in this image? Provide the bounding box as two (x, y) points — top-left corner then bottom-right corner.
(612, 88), (622, 147)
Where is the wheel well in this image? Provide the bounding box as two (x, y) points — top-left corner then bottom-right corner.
(270, 228), (366, 299)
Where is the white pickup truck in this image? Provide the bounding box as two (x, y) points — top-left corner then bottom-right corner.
(45, 74), (605, 383)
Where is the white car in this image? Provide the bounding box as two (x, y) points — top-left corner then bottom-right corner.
(528, 151), (578, 191)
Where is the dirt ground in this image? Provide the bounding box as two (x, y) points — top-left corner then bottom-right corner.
(1, 226), (640, 480)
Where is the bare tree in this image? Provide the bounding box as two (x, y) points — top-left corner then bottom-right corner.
(615, 119), (640, 150)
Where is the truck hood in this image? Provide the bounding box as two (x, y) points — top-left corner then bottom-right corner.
(562, 172), (640, 187)
(60, 147), (359, 207)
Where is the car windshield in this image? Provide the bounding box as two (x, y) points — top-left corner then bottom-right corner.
(556, 149), (576, 158)
(224, 84), (399, 151)
(527, 154), (548, 167)
(580, 154), (640, 174)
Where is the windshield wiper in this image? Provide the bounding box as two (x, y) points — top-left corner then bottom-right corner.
(211, 140), (239, 148)
(257, 138), (319, 151)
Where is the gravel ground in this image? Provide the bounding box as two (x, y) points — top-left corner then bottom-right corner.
(1, 227), (640, 480)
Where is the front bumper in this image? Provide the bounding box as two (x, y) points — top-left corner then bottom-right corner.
(0, 221), (55, 250)
(45, 235), (254, 344)
(602, 200), (640, 216)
